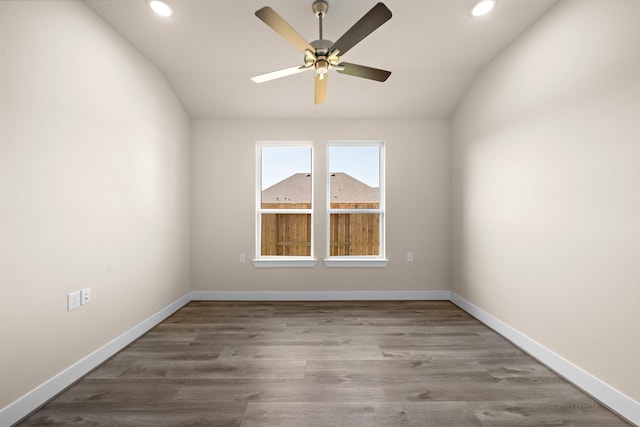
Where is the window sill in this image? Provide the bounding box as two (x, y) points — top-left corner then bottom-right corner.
(324, 258), (389, 268)
(252, 258), (317, 268)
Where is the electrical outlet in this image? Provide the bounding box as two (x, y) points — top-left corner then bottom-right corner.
(81, 288), (92, 305)
(239, 253), (246, 263)
(407, 252), (414, 262)
(67, 291), (81, 311)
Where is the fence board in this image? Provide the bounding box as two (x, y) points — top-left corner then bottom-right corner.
(261, 203), (379, 256)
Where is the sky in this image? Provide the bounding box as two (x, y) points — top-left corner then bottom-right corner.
(329, 146), (379, 188)
(261, 146), (380, 189)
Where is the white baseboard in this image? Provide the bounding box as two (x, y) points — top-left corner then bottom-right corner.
(450, 292), (640, 426)
(190, 290), (451, 301)
(1, 289), (448, 425)
(4, 290), (638, 427)
(0, 293), (191, 427)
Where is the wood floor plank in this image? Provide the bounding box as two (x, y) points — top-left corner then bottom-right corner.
(479, 357), (558, 378)
(85, 357), (138, 380)
(17, 301), (631, 426)
(470, 397), (631, 426)
(305, 359), (494, 385)
(379, 345), (529, 360)
(20, 402), (247, 427)
(382, 376), (588, 402)
(111, 347), (223, 362)
(283, 324), (485, 337)
(217, 344), (384, 361)
(172, 378), (386, 403)
(119, 360), (306, 380)
(241, 402), (483, 427)
(190, 332), (345, 346)
(51, 379), (185, 404)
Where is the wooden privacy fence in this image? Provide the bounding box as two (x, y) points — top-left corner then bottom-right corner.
(261, 203), (379, 256)
(330, 202), (380, 256)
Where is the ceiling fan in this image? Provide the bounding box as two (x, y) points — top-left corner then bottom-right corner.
(251, 1), (392, 104)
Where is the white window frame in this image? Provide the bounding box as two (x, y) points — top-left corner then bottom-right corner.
(325, 141), (387, 268)
(254, 141), (316, 268)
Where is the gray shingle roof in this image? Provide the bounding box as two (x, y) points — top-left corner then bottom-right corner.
(262, 172), (379, 204)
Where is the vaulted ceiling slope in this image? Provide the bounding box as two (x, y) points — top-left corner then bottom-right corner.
(85, 0), (558, 120)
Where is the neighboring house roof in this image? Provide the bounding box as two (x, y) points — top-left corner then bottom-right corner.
(262, 172), (379, 203)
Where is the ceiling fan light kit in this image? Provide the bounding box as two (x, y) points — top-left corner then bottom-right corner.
(251, 1), (392, 104)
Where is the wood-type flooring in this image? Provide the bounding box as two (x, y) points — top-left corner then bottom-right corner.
(19, 301), (631, 426)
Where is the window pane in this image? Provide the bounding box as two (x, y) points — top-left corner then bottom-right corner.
(330, 213), (379, 256)
(262, 146), (311, 209)
(329, 146), (379, 207)
(261, 213), (311, 256)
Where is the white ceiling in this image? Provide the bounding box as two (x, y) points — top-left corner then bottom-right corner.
(85, 0), (558, 120)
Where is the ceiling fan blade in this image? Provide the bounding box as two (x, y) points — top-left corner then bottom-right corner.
(329, 3), (392, 57)
(251, 65), (311, 83)
(314, 74), (327, 104)
(337, 62), (391, 82)
(255, 7), (314, 53)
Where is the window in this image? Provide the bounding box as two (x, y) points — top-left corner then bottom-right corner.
(255, 143), (316, 267)
(326, 142), (386, 267)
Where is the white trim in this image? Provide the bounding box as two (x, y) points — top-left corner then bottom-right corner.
(261, 208), (313, 214)
(0, 293), (191, 427)
(324, 258), (388, 268)
(327, 208), (381, 214)
(252, 258), (317, 268)
(191, 290), (451, 301)
(450, 292), (640, 426)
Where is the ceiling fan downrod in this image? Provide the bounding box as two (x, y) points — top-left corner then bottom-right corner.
(311, 1), (331, 79)
(312, 0), (328, 40)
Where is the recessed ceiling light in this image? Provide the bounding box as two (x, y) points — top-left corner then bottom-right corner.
(148, 0), (174, 18)
(470, 0), (496, 17)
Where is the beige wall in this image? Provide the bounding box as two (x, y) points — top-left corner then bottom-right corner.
(4, 0), (638, 419)
(451, 0), (640, 403)
(191, 119), (449, 292)
(0, 1), (191, 409)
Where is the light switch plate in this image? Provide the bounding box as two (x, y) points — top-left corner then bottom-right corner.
(68, 291), (81, 311)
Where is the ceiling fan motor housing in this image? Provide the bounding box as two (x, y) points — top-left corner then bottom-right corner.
(310, 39), (335, 76)
(311, 39), (332, 55)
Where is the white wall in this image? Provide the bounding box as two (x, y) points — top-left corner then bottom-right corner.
(0, 1), (190, 410)
(452, 0), (640, 405)
(192, 119), (449, 293)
